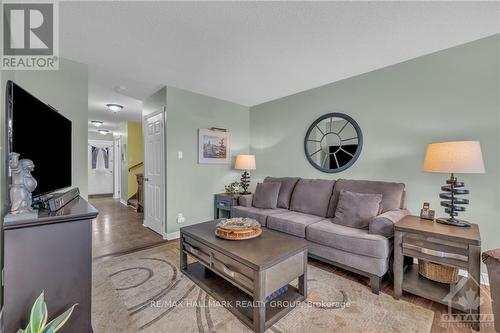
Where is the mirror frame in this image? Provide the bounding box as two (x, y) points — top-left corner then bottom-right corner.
(303, 112), (363, 173)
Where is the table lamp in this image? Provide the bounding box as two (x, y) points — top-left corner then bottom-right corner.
(235, 155), (256, 194)
(423, 141), (485, 227)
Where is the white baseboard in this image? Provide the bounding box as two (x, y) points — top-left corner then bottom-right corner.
(119, 199), (128, 206)
(164, 231), (180, 241)
(481, 272), (489, 286)
(457, 269), (489, 286)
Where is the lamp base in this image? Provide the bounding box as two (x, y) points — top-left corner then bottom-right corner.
(436, 217), (471, 228)
(239, 170), (251, 195)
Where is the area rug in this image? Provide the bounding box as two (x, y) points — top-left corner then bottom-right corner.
(92, 243), (434, 333)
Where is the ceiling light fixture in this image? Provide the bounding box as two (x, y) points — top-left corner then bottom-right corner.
(90, 120), (103, 127)
(106, 103), (124, 112)
(98, 129), (109, 135)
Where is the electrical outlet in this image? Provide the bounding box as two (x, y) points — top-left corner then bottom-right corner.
(178, 151), (183, 159)
(177, 213), (185, 224)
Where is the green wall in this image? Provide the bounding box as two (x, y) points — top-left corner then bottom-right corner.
(127, 122), (144, 199)
(1, 59), (89, 199)
(165, 86), (249, 234)
(117, 122), (129, 203)
(144, 86), (250, 235)
(250, 35), (500, 256)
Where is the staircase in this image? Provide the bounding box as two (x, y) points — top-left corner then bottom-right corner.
(127, 173), (144, 212)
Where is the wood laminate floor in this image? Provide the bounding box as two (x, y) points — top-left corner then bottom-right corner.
(91, 198), (494, 332)
(90, 197), (166, 258)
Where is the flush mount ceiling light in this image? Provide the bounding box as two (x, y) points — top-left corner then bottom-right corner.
(106, 103), (124, 112)
(90, 120), (103, 127)
(98, 129), (109, 135)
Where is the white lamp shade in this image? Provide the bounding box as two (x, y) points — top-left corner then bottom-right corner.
(423, 141), (485, 174)
(235, 155), (256, 170)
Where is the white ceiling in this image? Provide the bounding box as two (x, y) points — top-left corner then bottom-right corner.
(87, 65), (161, 134)
(61, 1), (500, 110)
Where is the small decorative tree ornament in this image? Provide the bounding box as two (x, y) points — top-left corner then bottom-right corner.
(240, 171), (251, 195)
(5, 152), (38, 220)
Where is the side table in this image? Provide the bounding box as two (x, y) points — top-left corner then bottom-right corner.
(214, 193), (240, 219)
(393, 215), (481, 330)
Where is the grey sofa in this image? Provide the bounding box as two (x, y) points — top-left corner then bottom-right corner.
(231, 177), (409, 294)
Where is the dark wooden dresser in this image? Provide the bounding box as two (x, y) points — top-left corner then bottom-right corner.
(3, 196), (98, 333)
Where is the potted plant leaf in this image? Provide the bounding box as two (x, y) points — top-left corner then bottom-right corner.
(224, 181), (241, 195)
(17, 292), (77, 333)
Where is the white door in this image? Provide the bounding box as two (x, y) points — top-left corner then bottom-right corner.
(88, 140), (114, 195)
(144, 111), (165, 235)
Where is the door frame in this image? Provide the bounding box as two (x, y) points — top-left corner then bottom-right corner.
(143, 107), (166, 237)
(88, 139), (114, 196)
(113, 136), (122, 199)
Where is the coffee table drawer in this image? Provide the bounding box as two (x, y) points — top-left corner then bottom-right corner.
(183, 235), (254, 292)
(183, 235), (211, 265)
(211, 257), (253, 293)
(211, 249), (254, 292)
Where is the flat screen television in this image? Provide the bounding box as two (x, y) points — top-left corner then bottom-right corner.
(6, 80), (72, 197)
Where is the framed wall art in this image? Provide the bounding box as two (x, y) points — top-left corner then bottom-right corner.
(198, 128), (231, 164)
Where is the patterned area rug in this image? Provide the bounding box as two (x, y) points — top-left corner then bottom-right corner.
(92, 243), (434, 333)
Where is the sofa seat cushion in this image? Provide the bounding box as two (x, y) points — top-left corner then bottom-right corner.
(306, 220), (391, 259)
(267, 211), (324, 238)
(264, 177), (300, 209)
(230, 206), (287, 227)
(290, 178), (335, 217)
(308, 241), (389, 277)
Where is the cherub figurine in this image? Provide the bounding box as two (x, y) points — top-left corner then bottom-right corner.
(9, 152), (37, 214)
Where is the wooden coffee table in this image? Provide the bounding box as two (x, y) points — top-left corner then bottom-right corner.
(180, 221), (308, 333)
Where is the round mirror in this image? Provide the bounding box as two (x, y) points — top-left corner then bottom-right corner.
(304, 113), (363, 173)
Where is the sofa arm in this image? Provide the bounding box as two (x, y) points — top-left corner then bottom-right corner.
(238, 194), (253, 207)
(369, 209), (410, 238)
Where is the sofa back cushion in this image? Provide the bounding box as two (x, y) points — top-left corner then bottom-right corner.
(264, 177), (300, 209)
(253, 182), (281, 209)
(333, 190), (382, 229)
(328, 179), (405, 216)
(290, 178), (335, 217)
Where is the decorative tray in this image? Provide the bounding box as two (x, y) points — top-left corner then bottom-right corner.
(215, 218), (262, 240)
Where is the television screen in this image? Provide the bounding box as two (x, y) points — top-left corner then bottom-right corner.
(7, 81), (72, 197)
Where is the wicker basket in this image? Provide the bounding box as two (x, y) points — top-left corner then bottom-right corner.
(215, 226), (262, 240)
(418, 260), (459, 284)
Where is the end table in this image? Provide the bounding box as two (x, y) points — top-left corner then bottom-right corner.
(393, 215), (481, 330)
(214, 193), (240, 219)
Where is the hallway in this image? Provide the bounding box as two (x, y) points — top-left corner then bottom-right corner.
(90, 197), (166, 258)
